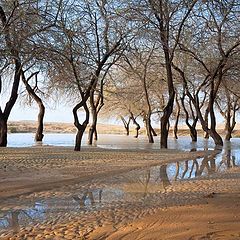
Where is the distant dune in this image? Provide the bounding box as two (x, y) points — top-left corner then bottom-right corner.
(8, 121), (128, 134)
(8, 120), (240, 137)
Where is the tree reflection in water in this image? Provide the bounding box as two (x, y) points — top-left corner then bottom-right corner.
(73, 189), (102, 208)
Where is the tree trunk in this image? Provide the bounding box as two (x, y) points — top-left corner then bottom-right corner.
(204, 108), (210, 139)
(125, 126), (129, 136)
(151, 125), (157, 136)
(88, 88), (104, 145)
(189, 127), (197, 142)
(94, 129), (98, 140)
(134, 121), (140, 138)
(144, 114), (154, 143)
(225, 109), (233, 141)
(224, 95), (237, 141)
(120, 116), (130, 136)
(88, 112), (97, 145)
(130, 112), (140, 138)
(209, 82), (223, 146)
(75, 126), (86, 151)
(21, 71), (45, 142)
(160, 71), (175, 148)
(173, 97), (180, 139)
(0, 6), (21, 147)
(73, 101), (89, 151)
(0, 119), (7, 147)
(180, 95), (198, 142)
(35, 102), (45, 141)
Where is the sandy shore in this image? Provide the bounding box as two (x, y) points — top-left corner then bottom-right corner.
(0, 146), (239, 239)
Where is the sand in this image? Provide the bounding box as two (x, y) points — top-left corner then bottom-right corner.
(0, 146), (240, 240)
(0, 147), (210, 199)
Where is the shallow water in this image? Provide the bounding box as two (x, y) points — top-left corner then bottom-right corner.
(8, 133), (240, 150)
(0, 138), (239, 236)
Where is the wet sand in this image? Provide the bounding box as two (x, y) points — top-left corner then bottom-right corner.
(0, 146), (240, 239)
(90, 192), (240, 240)
(0, 147), (210, 199)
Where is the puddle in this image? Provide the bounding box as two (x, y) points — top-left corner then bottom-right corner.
(0, 144), (240, 236)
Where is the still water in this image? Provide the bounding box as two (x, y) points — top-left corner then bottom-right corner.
(1, 134), (240, 236)
(8, 132), (239, 151)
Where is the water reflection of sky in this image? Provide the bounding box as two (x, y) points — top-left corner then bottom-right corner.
(8, 133), (240, 151)
(1, 136), (240, 235)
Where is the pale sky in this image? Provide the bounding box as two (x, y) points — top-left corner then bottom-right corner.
(9, 103), (75, 123)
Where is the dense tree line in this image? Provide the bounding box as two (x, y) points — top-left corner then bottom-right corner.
(0, 0), (239, 151)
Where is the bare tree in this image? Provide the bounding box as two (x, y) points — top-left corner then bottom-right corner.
(44, 0), (125, 151)
(119, 44), (161, 142)
(175, 0), (239, 146)
(21, 70), (45, 141)
(0, 1), (59, 146)
(142, 0), (198, 148)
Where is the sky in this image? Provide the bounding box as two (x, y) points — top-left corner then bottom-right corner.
(9, 104), (74, 123)
(7, 101), (120, 125)
(1, 89), (227, 126)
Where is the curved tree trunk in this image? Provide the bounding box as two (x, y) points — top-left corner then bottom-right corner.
(73, 101), (89, 151)
(0, 6), (21, 147)
(180, 95), (198, 142)
(133, 119), (140, 138)
(150, 125), (157, 136)
(130, 112), (140, 138)
(21, 71), (45, 142)
(120, 116), (130, 136)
